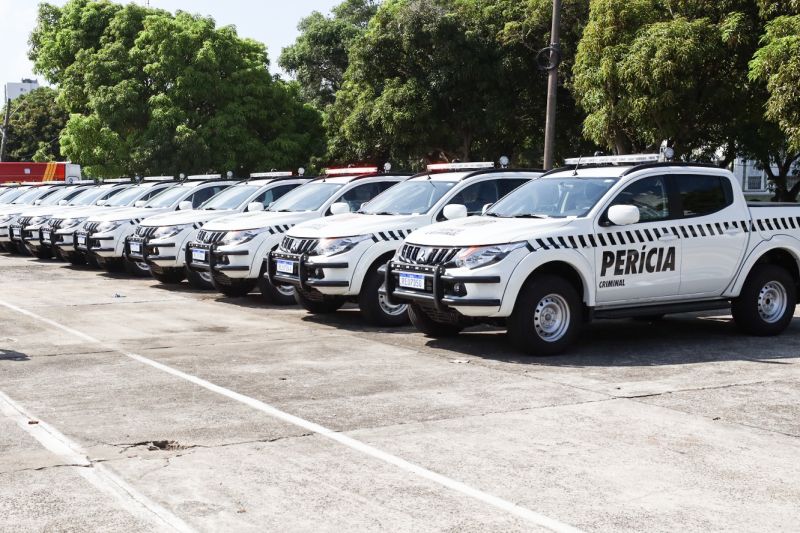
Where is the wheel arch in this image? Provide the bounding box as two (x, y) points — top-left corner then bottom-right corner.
(349, 241), (400, 295)
(727, 238), (800, 297)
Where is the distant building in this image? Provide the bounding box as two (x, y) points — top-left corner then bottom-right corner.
(4, 79), (40, 102)
(731, 157), (800, 199)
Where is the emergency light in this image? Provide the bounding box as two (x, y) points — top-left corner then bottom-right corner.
(323, 167), (379, 175)
(186, 174), (222, 181)
(142, 176), (176, 182)
(426, 162), (495, 171)
(563, 154), (660, 165)
(250, 171), (294, 178)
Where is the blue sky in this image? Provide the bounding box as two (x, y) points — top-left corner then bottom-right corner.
(1, 0), (341, 84)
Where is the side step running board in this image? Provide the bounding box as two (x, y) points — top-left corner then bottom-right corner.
(592, 299), (731, 320)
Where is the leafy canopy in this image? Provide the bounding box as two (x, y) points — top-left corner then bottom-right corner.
(0, 87), (69, 162)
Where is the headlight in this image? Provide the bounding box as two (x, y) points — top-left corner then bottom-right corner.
(153, 224), (191, 239)
(61, 217), (87, 230)
(314, 234), (372, 256)
(96, 220), (125, 233)
(452, 242), (527, 270)
(221, 228), (269, 247)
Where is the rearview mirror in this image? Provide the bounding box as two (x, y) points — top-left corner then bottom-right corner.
(607, 205), (640, 226)
(134, 200), (147, 207)
(330, 202), (350, 215)
(443, 204), (468, 220)
(246, 202), (264, 212)
(178, 200), (193, 211)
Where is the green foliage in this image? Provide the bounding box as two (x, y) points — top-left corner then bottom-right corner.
(29, 0), (325, 178)
(279, 1), (378, 108)
(1, 87), (68, 162)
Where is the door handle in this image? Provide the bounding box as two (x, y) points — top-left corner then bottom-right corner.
(658, 234), (678, 242)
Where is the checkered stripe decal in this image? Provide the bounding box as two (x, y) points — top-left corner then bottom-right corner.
(266, 224), (292, 235)
(372, 229), (415, 242)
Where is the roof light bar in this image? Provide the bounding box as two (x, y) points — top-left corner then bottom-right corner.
(142, 176), (176, 182)
(186, 174), (221, 181)
(426, 162), (495, 171)
(250, 171), (294, 178)
(102, 178), (133, 183)
(323, 166), (379, 175)
(563, 154), (660, 165)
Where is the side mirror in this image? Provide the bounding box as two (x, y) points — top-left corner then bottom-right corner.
(329, 202), (350, 215)
(247, 202), (264, 212)
(267, 201), (275, 209)
(134, 200), (147, 207)
(178, 200), (193, 211)
(443, 204), (468, 220)
(481, 203), (493, 215)
(607, 205), (640, 226)
(58, 200), (69, 205)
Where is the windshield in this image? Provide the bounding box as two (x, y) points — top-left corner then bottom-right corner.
(41, 186), (81, 206)
(268, 182), (343, 212)
(106, 185), (149, 206)
(487, 178), (618, 218)
(68, 186), (113, 206)
(362, 180), (456, 215)
(144, 185), (190, 208)
(200, 185), (258, 210)
(0, 188), (28, 203)
(13, 187), (51, 204)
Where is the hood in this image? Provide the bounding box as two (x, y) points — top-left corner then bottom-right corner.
(139, 208), (237, 227)
(405, 216), (574, 246)
(289, 213), (426, 239)
(87, 206), (170, 223)
(202, 210), (318, 232)
(6, 205), (65, 219)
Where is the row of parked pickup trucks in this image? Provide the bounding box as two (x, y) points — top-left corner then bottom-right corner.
(1, 154), (798, 355)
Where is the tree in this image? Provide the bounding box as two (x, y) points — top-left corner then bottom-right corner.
(279, 0), (379, 109)
(29, 1), (325, 178)
(0, 87), (68, 162)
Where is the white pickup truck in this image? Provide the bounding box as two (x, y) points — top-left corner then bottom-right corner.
(385, 154), (800, 355)
(269, 162), (541, 325)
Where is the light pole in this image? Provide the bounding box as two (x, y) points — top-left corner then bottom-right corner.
(542, 0), (562, 170)
(0, 98), (10, 162)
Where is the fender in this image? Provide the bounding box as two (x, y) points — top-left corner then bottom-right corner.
(497, 248), (596, 317)
(172, 230), (197, 268)
(724, 235), (800, 297)
(250, 232), (286, 278)
(348, 240), (400, 295)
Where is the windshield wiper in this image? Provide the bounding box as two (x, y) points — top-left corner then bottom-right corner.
(483, 212), (503, 217)
(512, 213), (549, 219)
(369, 211), (397, 216)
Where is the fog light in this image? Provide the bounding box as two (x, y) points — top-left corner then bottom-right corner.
(453, 282), (466, 296)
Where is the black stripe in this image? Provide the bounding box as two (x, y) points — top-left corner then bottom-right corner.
(715, 223), (723, 234)
(588, 235), (597, 247)
(597, 234), (607, 246)
(372, 235), (379, 242)
(607, 233), (617, 246)
(671, 226), (680, 237)
(547, 237), (560, 249)
(625, 230), (635, 243)
(578, 235), (587, 247)
(757, 220), (765, 231)
(705, 224), (715, 235)
(567, 235), (577, 248)
(536, 238), (548, 250)
(634, 229), (645, 242)
(615, 232), (626, 245)
(765, 219), (774, 231)
(697, 225), (706, 237)
(378, 231), (388, 241)
(688, 226), (697, 237)
(643, 229), (653, 241)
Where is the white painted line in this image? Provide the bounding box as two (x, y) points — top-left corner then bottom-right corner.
(0, 298), (584, 533)
(0, 390), (195, 533)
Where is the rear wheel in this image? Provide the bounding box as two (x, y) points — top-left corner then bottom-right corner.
(124, 258), (150, 277)
(408, 303), (463, 337)
(257, 264), (296, 305)
(359, 265), (409, 326)
(295, 287), (345, 314)
(150, 267), (185, 285)
(186, 268), (214, 290)
(507, 274), (581, 356)
(732, 264), (796, 336)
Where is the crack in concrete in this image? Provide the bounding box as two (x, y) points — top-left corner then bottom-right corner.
(100, 433), (315, 454)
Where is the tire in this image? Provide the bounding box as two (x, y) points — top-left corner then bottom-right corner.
(408, 303), (463, 337)
(186, 268), (214, 290)
(33, 245), (52, 260)
(359, 264), (409, 326)
(212, 272), (257, 297)
(633, 314), (664, 322)
(257, 264), (296, 305)
(507, 274), (582, 356)
(294, 287), (345, 314)
(150, 267), (185, 285)
(66, 252), (86, 266)
(732, 264), (796, 336)
(98, 257), (124, 272)
(124, 258), (150, 277)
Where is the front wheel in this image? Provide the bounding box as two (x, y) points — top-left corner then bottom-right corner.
(124, 258), (150, 277)
(257, 264), (296, 305)
(732, 264), (796, 336)
(212, 272), (257, 297)
(408, 304), (463, 337)
(294, 287), (345, 314)
(359, 265), (408, 326)
(507, 274), (582, 356)
(150, 267), (185, 285)
(186, 268), (214, 290)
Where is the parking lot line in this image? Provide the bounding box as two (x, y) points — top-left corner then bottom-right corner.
(0, 297), (584, 533)
(0, 390), (195, 533)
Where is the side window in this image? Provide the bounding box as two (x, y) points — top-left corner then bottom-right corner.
(190, 185), (229, 207)
(338, 181), (396, 212)
(677, 175), (730, 217)
(255, 184), (297, 207)
(441, 180), (501, 220)
(609, 175), (669, 222)
(497, 179), (530, 198)
(141, 187), (167, 201)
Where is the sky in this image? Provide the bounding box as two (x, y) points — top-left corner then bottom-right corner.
(0, 0), (341, 84)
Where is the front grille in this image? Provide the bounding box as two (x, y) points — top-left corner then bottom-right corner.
(398, 244), (460, 266)
(135, 226), (158, 238)
(196, 229), (226, 244)
(280, 236), (319, 254)
(84, 221), (101, 233)
(17, 216), (33, 227)
(48, 218), (64, 230)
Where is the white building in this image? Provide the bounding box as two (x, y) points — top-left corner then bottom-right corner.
(731, 158), (800, 199)
(4, 79), (40, 102)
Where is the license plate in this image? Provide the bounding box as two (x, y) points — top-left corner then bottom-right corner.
(11, 227), (20, 238)
(276, 259), (295, 274)
(42, 230), (51, 241)
(76, 235), (86, 245)
(399, 273), (425, 289)
(191, 248), (206, 262)
(129, 242), (141, 254)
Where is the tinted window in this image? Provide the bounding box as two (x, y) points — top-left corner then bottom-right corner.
(610, 176), (669, 222)
(677, 175), (730, 217)
(498, 179), (529, 197)
(362, 180), (456, 215)
(256, 183), (297, 207)
(338, 181), (397, 212)
(190, 185), (230, 207)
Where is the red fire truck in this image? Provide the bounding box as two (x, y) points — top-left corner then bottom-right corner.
(0, 162), (82, 184)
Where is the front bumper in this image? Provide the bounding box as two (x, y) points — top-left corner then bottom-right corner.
(266, 250), (350, 294)
(75, 227), (119, 257)
(126, 235), (179, 268)
(383, 260), (503, 316)
(185, 241), (251, 279)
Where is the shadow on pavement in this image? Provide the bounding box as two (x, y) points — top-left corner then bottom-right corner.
(0, 350), (30, 362)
